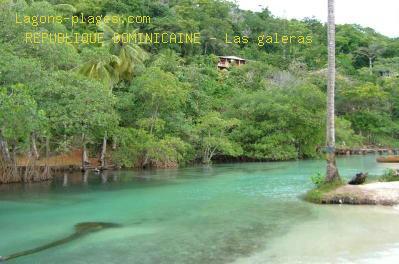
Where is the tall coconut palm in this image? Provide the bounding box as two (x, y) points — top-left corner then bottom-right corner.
(325, 0), (340, 182)
(77, 51), (120, 171)
(78, 18), (148, 170)
(99, 20), (148, 82)
(79, 21), (148, 89)
(78, 53), (120, 90)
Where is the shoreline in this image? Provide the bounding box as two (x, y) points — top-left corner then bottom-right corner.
(2, 152), (398, 185)
(321, 182), (399, 205)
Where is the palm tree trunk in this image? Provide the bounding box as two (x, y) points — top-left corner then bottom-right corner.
(326, 0), (340, 182)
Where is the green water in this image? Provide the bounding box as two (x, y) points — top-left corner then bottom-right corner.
(1, 155), (399, 263)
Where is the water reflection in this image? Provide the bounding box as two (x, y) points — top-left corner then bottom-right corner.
(1, 155), (398, 194)
(82, 170), (88, 184)
(101, 171), (108, 184)
(62, 173), (68, 187)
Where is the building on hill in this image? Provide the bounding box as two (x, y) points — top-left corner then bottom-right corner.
(218, 56), (246, 70)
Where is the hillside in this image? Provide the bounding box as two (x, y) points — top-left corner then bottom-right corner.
(0, 0), (398, 175)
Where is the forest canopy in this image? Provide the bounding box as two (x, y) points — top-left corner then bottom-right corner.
(0, 0), (398, 174)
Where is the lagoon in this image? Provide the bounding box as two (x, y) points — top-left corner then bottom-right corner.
(1, 155), (399, 263)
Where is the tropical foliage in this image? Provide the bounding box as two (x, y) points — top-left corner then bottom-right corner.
(0, 0), (398, 179)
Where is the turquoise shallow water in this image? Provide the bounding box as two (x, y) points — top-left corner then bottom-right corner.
(1, 155), (399, 264)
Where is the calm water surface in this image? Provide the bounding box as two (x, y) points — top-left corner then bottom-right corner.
(1, 155), (399, 264)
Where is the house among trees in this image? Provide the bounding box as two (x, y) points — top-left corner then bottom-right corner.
(218, 56), (246, 69)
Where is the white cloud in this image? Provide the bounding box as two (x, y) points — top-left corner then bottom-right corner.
(237, 0), (399, 38)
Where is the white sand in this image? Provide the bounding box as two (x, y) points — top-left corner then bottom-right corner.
(324, 181), (399, 205)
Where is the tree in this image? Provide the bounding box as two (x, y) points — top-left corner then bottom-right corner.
(356, 44), (385, 75)
(229, 85), (325, 160)
(39, 72), (118, 171)
(78, 21), (148, 169)
(1, 0), (399, 180)
(99, 21), (148, 82)
(325, 0), (340, 182)
(0, 84), (44, 183)
(112, 128), (189, 168)
(335, 117), (363, 147)
(125, 67), (188, 167)
(194, 112), (241, 164)
(77, 48), (120, 90)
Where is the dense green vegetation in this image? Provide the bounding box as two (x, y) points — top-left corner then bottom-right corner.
(305, 170), (343, 204)
(377, 169), (399, 182)
(304, 178), (344, 204)
(0, 0), (398, 177)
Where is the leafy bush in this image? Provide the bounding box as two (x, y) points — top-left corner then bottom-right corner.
(310, 172), (324, 187)
(112, 128), (191, 168)
(304, 179), (344, 204)
(379, 169), (399, 182)
(335, 117), (364, 147)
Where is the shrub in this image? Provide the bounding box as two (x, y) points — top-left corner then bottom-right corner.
(310, 172), (324, 187)
(305, 174), (344, 204)
(379, 169), (399, 182)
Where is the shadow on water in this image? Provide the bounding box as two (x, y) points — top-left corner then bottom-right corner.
(0, 170), (174, 194)
(0, 222), (121, 262)
(0, 165), (233, 199)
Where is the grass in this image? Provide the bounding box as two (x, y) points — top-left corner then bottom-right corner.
(305, 169), (399, 204)
(304, 178), (345, 204)
(378, 169), (399, 182)
(364, 169), (399, 184)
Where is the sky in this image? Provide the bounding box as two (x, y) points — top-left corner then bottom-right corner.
(237, 0), (399, 38)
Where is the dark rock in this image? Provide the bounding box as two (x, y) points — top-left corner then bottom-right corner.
(348, 172), (368, 185)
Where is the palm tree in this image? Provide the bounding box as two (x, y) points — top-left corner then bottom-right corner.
(325, 0), (340, 182)
(99, 21), (148, 82)
(79, 21), (148, 88)
(78, 53), (120, 90)
(78, 18), (148, 170)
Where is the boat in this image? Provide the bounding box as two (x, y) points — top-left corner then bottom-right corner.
(376, 156), (399, 163)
